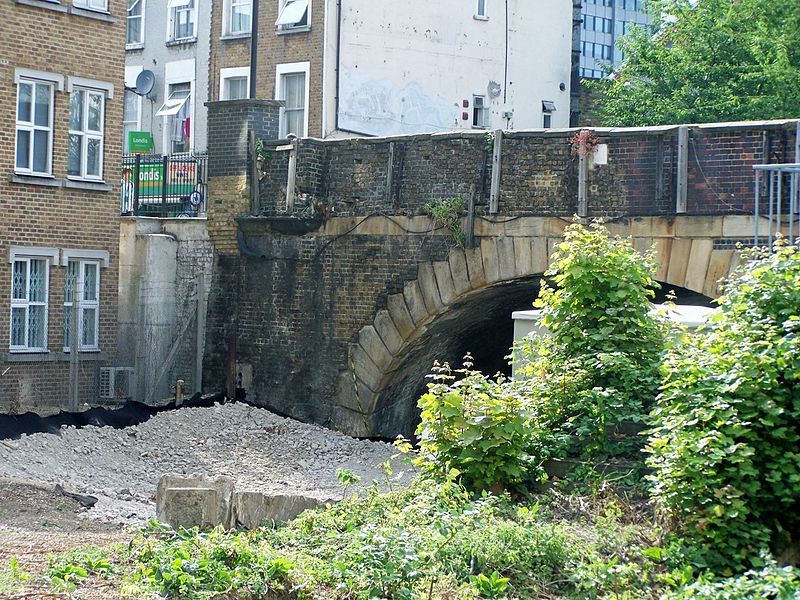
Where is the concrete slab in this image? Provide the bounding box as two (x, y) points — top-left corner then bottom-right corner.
(373, 310), (404, 355)
(403, 280), (430, 325)
(232, 490), (332, 528)
(351, 344), (382, 392)
(666, 239), (692, 289)
(448, 248), (472, 296)
(358, 326), (393, 371)
(387, 294), (416, 340)
(674, 215), (723, 238)
(156, 474), (234, 530)
(685, 239), (713, 293)
(464, 246), (487, 289)
(432, 260), (457, 305)
(703, 249), (735, 298)
(416, 263), (444, 314)
(480, 238), (502, 283)
(497, 237), (517, 281)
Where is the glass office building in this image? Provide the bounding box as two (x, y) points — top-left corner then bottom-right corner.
(580, 0), (651, 79)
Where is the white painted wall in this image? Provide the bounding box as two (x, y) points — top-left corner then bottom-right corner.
(323, 0), (572, 137)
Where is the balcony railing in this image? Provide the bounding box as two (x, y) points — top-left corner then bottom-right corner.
(753, 163), (800, 247)
(121, 152), (208, 218)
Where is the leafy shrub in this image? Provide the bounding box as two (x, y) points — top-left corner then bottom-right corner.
(415, 359), (534, 492)
(647, 245), (800, 573)
(516, 222), (667, 462)
(424, 196), (466, 247)
(670, 556), (800, 599)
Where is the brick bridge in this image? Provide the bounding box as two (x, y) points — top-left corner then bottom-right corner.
(201, 101), (798, 438)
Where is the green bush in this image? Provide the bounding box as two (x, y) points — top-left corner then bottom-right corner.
(670, 557), (800, 599)
(416, 359), (534, 492)
(516, 222), (667, 462)
(647, 244), (800, 573)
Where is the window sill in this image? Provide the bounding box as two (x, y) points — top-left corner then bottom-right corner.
(5, 351), (107, 363)
(221, 32), (251, 41)
(65, 178), (112, 192)
(70, 5), (116, 22)
(15, 0), (68, 13)
(276, 25), (311, 35)
(473, 15), (489, 21)
(166, 37), (197, 47)
(9, 173), (63, 187)
(126, 43), (145, 51)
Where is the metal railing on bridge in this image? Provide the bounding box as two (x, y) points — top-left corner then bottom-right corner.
(121, 153), (208, 218)
(753, 163), (800, 248)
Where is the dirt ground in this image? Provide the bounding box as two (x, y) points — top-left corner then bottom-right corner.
(0, 480), (129, 599)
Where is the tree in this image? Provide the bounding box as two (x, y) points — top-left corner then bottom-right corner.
(591, 0), (800, 126)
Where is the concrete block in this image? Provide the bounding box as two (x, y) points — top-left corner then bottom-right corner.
(652, 238), (673, 282)
(330, 405), (376, 438)
(541, 218), (568, 238)
(156, 474), (234, 530)
(336, 371), (378, 414)
(703, 249), (735, 299)
(351, 344), (382, 392)
(403, 280), (430, 325)
(632, 237), (654, 257)
(721, 215), (767, 238)
(448, 248), (472, 296)
(464, 246), (487, 289)
(650, 217), (675, 238)
(513, 237), (533, 278)
(666, 239), (692, 289)
(480, 238), (502, 283)
(432, 260), (457, 305)
(685, 239), (713, 293)
(496, 237), (517, 281)
(416, 263), (444, 314)
(232, 490), (332, 528)
(373, 310), (404, 355)
(531, 238), (549, 275)
(627, 217), (652, 237)
(387, 294), (416, 339)
(674, 215), (723, 238)
(503, 217), (544, 238)
(359, 326), (393, 371)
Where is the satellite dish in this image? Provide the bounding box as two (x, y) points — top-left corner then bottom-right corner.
(134, 70), (156, 96)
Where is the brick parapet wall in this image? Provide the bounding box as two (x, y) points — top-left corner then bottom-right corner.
(250, 121), (798, 219)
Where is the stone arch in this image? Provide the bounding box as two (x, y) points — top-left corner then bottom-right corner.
(332, 233), (741, 437)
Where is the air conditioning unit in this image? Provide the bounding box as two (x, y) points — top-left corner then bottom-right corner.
(99, 367), (135, 401)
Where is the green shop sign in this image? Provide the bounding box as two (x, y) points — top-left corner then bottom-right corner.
(127, 131), (154, 153)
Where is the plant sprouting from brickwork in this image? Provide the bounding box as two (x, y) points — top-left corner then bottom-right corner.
(424, 196), (466, 248)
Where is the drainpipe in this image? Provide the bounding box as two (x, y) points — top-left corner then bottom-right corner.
(249, 0), (259, 99)
(333, 0), (377, 137)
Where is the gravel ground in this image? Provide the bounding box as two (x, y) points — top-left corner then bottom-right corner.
(0, 402), (410, 525)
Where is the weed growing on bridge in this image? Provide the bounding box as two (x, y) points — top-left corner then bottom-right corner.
(424, 197), (466, 247)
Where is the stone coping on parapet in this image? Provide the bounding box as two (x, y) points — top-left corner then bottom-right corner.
(236, 214), (766, 240)
(205, 99), (286, 109)
(250, 118), (800, 147)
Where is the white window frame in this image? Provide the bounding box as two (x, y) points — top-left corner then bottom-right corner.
(127, 0), (145, 47)
(8, 247), (58, 354)
(224, 0), (252, 35)
(161, 60), (195, 154)
(219, 67), (250, 100)
(276, 0), (310, 32)
(276, 62), (310, 138)
(475, 0), (488, 19)
(15, 77), (55, 177)
(472, 95), (488, 129)
(74, 0), (108, 11)
(63, 259), (101, 353)
(123, 90), (142, 152)
(168, 0), (196, 42)
(67, 87), (106, 181)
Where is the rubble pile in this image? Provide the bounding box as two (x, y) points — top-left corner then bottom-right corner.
(0, 402), (407, 523)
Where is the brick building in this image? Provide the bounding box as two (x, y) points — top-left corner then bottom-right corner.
(0, 0), (124, 412)
(210, 0), (574, 138)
